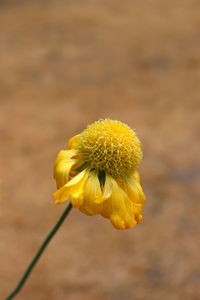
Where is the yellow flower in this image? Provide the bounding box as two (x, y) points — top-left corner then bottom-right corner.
(52, 119), (146, 229)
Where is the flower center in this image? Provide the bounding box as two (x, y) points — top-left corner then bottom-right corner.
(77, 119), (142, 179)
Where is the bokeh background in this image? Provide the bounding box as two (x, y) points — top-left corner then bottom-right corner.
(0, 0), (200, 299)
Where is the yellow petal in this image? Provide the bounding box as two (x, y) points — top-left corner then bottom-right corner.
(54, 159), (76, 189)
(133, 203), (143, 224)
(52, 186), (70, 204)
(53, 149), (78, 186)
(53, 169), (88, 206)
(101, 180), (122, 219)
(125, 176), (146, 204)
(101, 174), (113, 200)
(69, 170), (89, 208)
(54, 150), (77, 167)
(133, 170), (140, 183)
(65, 169), (87, 187)
(79, 172), (103, 215)
(91, 174), (114, 204)
(67, 134), (80, 149)
(110, 215), (126, 230)
(101, 180), (138, 229)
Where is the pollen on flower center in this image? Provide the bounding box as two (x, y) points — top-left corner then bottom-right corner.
(77, 119), (142, 179)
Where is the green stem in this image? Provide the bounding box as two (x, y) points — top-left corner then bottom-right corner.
(4, 202), (73, 300)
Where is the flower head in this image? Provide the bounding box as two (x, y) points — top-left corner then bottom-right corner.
(52, 119), (146, 229)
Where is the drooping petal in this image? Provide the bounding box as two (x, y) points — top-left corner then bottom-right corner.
(53, 149), (78, 187)
(52, 185), (70, 204)
(79, 172), (103, 215)
(101, 180), (139, 229)
(133, 170), (140, 183)
(67, 134), (80, 150)
(133, 203), (143, 224)
(65, 169), (87, 187)
(55, 159), (77, 189)
(69, 170), (89, 208)
(52, 169), (88, 206)
(54, 150), (77, 172)
(124, 175), (146, 204)
(101, 174), (113, 200)
(92, 174), (114, 204)
(101, 179), (124, 219)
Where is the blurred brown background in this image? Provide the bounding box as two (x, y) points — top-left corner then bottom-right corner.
(0, 0), (200, 299)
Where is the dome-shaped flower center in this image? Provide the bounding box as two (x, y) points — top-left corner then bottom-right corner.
(77, 119), (142, 179)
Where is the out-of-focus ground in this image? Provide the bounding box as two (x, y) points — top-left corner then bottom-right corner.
(0, 0), (200, 299)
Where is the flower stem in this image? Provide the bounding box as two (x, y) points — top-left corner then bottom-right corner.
(4, 202), (73, 300)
